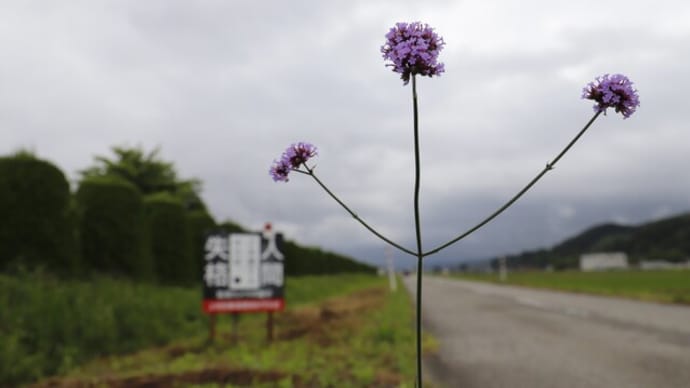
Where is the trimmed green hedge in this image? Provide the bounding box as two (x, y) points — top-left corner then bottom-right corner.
(186, 210), (216, 280)
(144, 193), (193, 284)
(0, 153), (374, 281)
(0, 155), (76, 272)
(283, 240), (375, 276)
(75, 177), (152, 279)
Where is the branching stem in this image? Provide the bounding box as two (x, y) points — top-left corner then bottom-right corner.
(292, 99), (603, 388)
(422, 110), (602, 257)
(298, 166), (417, 257)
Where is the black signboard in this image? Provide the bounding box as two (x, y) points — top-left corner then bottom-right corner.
(202, 228), (284, 313)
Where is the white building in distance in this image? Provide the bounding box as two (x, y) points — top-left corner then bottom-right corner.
(580, 252), (629, 271)
(639, 260), (690, 270)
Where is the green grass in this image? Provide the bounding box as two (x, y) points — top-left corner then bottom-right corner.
(1, 272), (420, 387)
(452, 269), (690, 304)
(0, 271), (205, 385)
(282, 273), (384, 306)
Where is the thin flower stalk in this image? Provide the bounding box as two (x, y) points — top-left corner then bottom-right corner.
(296, 166), (417, 256)
(411, 74), (424, 388)
(423, 110), (602, 257)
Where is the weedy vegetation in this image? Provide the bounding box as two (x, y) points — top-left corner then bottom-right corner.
(2, 272), (429, 387)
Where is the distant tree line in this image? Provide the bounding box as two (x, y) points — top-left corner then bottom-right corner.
(0, 147), (374, 283)
(491, 216), (690, 271)
(282, 240), (375, 275)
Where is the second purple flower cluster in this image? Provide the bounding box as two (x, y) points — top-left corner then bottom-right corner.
(269, 142), (318, 182)
(582, 74), (640, 119)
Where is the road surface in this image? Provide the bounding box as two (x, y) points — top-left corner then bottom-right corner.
(403, 276), (690, 388)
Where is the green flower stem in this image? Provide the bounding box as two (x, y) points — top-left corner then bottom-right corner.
(296, 167), (418, 257)
(422, 110), (603, 258)
(412, 75), (424, 388)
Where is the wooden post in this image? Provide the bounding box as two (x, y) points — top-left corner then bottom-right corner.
(231, 313), (239, 344)
(208, 314), (216, 344)
(266, 311), (274, 342)
(386, 246), (397, 292)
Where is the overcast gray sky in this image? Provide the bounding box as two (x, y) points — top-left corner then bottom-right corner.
(2, 1), (689, 267)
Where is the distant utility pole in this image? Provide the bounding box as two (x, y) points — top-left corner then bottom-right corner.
(386, 246), (397, 292)
(499, 256), (508, 282)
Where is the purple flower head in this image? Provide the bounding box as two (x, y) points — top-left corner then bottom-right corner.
(284, 142), (318, 169)
(381, 22), (445, 85)
(582, 74), (640, 119)
(269, 142), (318, 183)
(269, 158), (291, 182)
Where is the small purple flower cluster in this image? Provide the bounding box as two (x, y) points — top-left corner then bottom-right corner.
(582, 74), (640, 119)
(269, 142), (318, 182)
(381, 22), (445, 85)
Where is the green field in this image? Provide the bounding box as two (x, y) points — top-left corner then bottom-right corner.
(1, 272), (428, 387)
(452, 269), (690, 304)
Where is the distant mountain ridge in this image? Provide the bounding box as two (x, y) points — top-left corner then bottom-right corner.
(495, 212), (690, 270)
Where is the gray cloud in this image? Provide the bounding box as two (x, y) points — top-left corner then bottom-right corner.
(2, 0), (689, 268)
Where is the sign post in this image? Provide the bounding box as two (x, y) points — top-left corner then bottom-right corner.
(208, 314), (216, 343)
(267, 311), (274, 342)
(202, 223), (285, 341)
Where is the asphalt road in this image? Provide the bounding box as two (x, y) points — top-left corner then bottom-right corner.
(402, 276), (690, 388)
